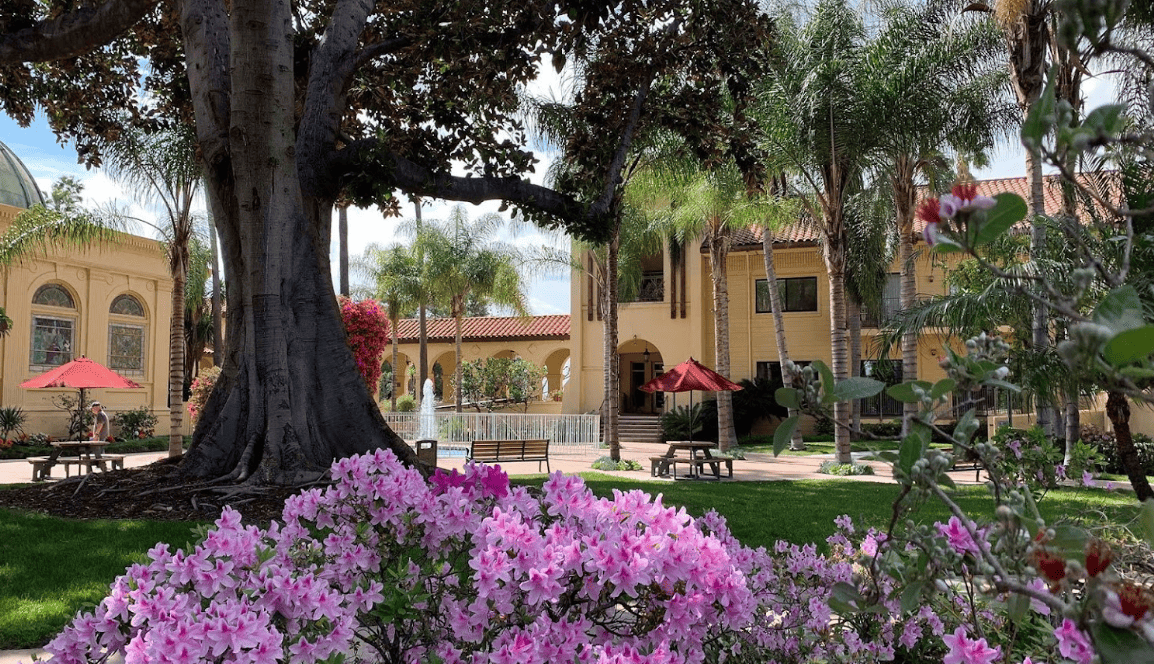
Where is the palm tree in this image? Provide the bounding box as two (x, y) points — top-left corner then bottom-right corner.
(99, 125), (202, 459)
(411, 206), (529, 412)
(632, 161), (766, 452)
(757, 0), (879, 462)
(0, 176), (126, 266)
(354, 243), (422, 412)
(859, 0), (1010, 436)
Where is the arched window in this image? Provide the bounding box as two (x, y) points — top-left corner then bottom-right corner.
(30, 283), (77, 368)
(108, 294), (146, 375)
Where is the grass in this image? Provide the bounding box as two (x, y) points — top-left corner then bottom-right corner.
(0, 473), (1140, 649)
(0, 509), (202, 649)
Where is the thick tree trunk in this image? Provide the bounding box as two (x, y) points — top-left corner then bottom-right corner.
(604, 230), (621, 461)
(708, 239), (737, 452)
(178, 0), (415, 483)
(760, 225), (804, 450)
(168, 257), (186, 457)
(892, 157), (919, 438)
(1106, 391), (1153, 502)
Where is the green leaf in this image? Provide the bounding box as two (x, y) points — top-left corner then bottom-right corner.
(1021, 76), (1056, 151)
(887, 381), (932, 404)
(773, 416), (800, 457)
(1006, 592), (1030, 625)
(1082, 103), (1127, 136)
(1140, 498), (1154, 549)
(899, 582), (925, 614)
(937, 472), (956, 489)
(931, 236), (964, 253)
(1049, 524), (1089, 560)
(930, 378), (957, 400)
(1091, 622), (1154, 664)
(1093, 285), (1146, 333)
(833, 377), (885, 401)
(954, 408), (977, 445)
(775, 387), (799, 409)
(983, 379), (1021, 392)
(876, 451), (900, 464)
(898, 430), (926, 475)
(815, 360), (836, 404)
(973, 193), (1028, 246)
(1104, 326), (1154, 366)
(1122, 366), (1154, 380)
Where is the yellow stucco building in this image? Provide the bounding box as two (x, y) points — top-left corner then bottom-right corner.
(0, 140), (176, 437)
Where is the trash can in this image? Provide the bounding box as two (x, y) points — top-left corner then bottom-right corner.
(415, 439), (438, 466)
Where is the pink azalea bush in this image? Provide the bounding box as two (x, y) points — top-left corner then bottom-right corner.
(338, 297), (390, 398)
(185, 366), (221, 424)
(43, 449), (956, 664)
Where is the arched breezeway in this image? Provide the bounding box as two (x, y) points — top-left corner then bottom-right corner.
(617, 337), (664, 414)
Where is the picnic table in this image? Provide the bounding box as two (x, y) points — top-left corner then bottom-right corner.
(650, 441), (732, 480)
(27, 441), (124, 481)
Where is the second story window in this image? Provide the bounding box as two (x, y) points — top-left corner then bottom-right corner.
(755, 277), (818, 313)
(31, 283), (77, 368)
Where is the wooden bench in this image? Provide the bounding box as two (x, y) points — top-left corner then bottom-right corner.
(470, 439), (550, 472)
(650, 456), (694, 477)
(693, 457), (734, 479)
(27, 454), (125, 481)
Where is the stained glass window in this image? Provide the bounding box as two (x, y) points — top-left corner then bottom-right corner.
(31, 316), (74, 367)
(32, 284), (74, 309)
(110, 294), (144, 317)
(109, 324), (144, 373)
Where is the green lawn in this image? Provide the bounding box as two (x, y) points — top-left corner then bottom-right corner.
(737, 437), (954, 457)
(0, 474), (1139, 649)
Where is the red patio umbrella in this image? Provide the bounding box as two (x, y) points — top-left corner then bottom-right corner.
(639, 356), (742, 414)
(22, 357), (143, 437)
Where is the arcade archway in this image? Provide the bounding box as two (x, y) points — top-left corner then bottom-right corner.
(617, 338), (664, 414)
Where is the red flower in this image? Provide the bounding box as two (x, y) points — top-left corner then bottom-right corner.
(1119, 584), (1152, 621)
(1085, 539), (1113, 577)
(916, 198), (941, 225)
(951, 183), (978, 201)
(1032, 547), (1067, 585)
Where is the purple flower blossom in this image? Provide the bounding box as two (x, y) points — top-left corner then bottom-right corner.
(1055, 619), (1094, 664)
(936, 516), (981, 556)
(942, 627), (1001, 664)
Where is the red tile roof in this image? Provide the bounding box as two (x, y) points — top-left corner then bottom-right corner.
(725, 172), (1120, 251)
(393, 314), (570, 343)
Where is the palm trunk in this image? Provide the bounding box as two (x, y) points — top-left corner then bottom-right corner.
(604, 230), (621, 461)
(760, 224), (804, 450)
(338, 205), (349, 297)
(828, 259), (851, 463)
(708, 237), (736, 452)
(1026, 146), (1055, 437)
(1064, 393), (1079, 465)
(1106, 391), (1153, 501)
(454, 303), (464, 413)
(390, 315), (399, 412)
(848, 296), (861, 440)
(209, 221), (223, 368)
(416, 202), (428, 409)
(892, 157), (919, 437)
(168, 255), (187, 457)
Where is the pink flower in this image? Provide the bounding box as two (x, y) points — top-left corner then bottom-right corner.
(1054, 619), (1094, 664)
(1082, 471), (1097, 488)
(936, 517), (981, 556)
(942, 627), (1001, 664)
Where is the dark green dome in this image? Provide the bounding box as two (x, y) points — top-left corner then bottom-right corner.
(0, 140), (46, 209)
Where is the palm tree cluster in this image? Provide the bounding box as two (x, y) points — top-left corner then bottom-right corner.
(355, 205), (529, 414)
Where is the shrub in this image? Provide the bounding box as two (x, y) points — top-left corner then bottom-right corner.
(732, 376), (786, 436)
(817, 460), (875, 476)
(0, 405), (26, 441)
(590, 456), (643, 471)
(861, 420), (901, 438)
(661, 403), (704, 441)
(186, 366), (221, 424)
(1081, 424), (1154, 476)
(338, 297), (390, 398)
(111, 406), (158, 439)
(813, 415), (835, 437)
(395, 394), (417, 412)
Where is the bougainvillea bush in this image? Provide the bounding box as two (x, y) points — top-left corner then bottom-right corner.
(185, 365), (220, 424)
(42, 449), (957, 664)
(338, 297), (390, 399)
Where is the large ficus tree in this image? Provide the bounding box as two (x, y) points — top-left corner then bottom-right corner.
(0, 0), (770, 484)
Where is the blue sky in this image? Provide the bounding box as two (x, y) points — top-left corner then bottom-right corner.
(0, 68), (1117, 317)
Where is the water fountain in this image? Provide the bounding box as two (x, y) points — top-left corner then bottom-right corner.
(418, 378), (436, 440)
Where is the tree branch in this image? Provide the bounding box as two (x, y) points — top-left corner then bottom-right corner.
(0, 0), (154, 64)
(352, 37), (414, 69)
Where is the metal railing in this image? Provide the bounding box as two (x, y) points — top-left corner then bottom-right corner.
(622, 272), (664, 303)
(860, 296), (903, 328)
(381, 412), (600, 457)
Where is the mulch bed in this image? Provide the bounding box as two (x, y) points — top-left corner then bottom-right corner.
(0, 460), (304, 526)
